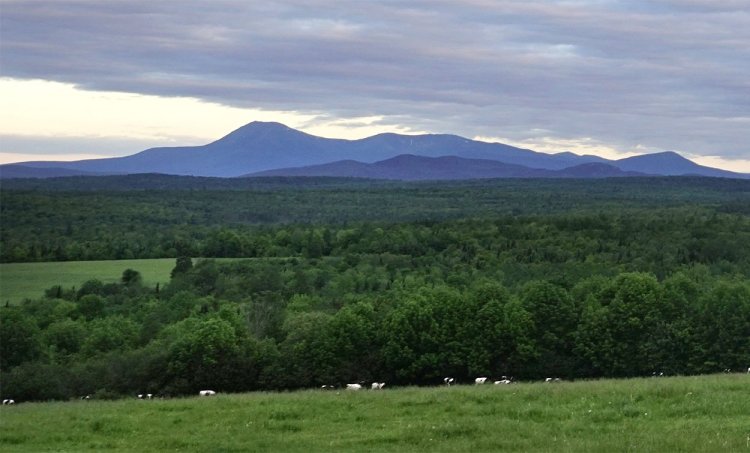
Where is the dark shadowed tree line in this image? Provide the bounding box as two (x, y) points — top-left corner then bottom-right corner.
(3, 177), (749, 264)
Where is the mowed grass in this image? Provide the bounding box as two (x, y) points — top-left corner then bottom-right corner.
(0, 259), (176, 304)
(1, 375), (748, 452)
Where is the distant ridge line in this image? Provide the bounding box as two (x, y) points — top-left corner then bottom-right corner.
(1, 121), (747, 179)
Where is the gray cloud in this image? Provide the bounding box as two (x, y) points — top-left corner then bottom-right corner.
(1, 0), (748, 161)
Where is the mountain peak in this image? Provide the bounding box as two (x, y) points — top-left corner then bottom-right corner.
(645, 150), (685, 159)
(617, 150), (692, 165)
(215, 121), (310, 145)
(247, 120), (292, 129)
(615, 150), (723, 176)
(230, 121), (295, 135)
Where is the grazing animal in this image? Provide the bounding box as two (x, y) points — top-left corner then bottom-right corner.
(147, 394), (153, 399)
(475, 377), (487, 385)
(494, 379), (512, 385)
(321, 385), (335, 390)
(80, 395), (91, 400)
(371, 382), (385, 390)
(346, 384), (362, 391)
(2, 399), (15, 405)
(199, 390), (216, 396)
(444, 377), (455, 386)
(137, 394), (144, 399)
(545, 378), (553, 383)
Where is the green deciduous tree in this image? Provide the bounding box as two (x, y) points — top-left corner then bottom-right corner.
(520, 281), (579, 377)
(166, 317), (246, 392)
(575, 273), (664, 377)
(0, 308), (43, 370)
(692, 281), (750, 373)
(171, 256), (193, 278)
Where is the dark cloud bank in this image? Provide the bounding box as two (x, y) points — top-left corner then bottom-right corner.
(2, 0), (748, 161)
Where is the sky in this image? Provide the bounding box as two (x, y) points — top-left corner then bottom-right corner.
(1, 0), (749, 172)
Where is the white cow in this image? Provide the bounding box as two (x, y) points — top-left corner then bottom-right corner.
(2, 399), (15, 405)
(199, 390), (216, 396)
(444, 377), (455, 386)
(371, 382), (385, 390)
(475, 377), (487, 385)
(346, 384), (362, 391)
(494, 379), (512, 385)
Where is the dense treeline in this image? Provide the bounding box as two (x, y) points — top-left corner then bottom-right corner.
(3, 176), (749, 263)
(2, 257), (748, 401)
(4, 174), (749, 193)
(1, 176), (749, 401)
(3, 210), (750, 279)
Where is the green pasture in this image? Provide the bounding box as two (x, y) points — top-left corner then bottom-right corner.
(1, 374), (748, 452)
(0, 259), (176, 304)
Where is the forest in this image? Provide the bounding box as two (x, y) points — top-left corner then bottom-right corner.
(1, 176), (749, 401)
(2, 175), (749, 263)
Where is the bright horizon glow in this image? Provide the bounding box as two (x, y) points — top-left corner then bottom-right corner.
(690, 155), (750, 174)
(473, 135), (643, 162)
(0, 152), (109, 163)
(0, 78), (315, 143)
(0, 78), (423, 163)
(1, 78), (748, 173)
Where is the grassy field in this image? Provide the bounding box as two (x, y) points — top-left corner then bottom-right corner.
(1, 374), (748, 452)
(0, 259), (177, 304)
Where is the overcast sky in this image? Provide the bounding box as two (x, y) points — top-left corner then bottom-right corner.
(1, 0), (749, 171)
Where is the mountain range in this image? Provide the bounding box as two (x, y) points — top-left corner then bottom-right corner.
(249, 155), (647, 180)
(1, 121), (747, 180)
